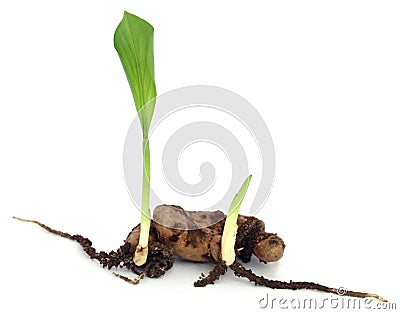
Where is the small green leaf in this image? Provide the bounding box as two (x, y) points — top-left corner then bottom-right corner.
(114, 11), (157, 136)
(227, 174), (252, 218)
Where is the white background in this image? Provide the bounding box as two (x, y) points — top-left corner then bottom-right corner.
(1, 1), (399, 313)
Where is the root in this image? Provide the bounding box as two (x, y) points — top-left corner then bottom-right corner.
(194, 263), (228, 287)
(13, 216), (139, 273)
(13, 216), (74, 240)
(113, 272), (146, 285)
(13, 216), (174, 281)
(113, 264), (150, 285)
(230, 261), (387, 302)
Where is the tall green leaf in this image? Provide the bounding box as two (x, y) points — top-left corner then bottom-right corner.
(114, 11), (157, 137)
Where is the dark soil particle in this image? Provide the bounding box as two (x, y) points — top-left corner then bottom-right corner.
(169, 235), (179, 242)
(185, 228), (206, 248)
(194, 263), (227, 287)
(146, 242), (174, 278)
(235, 216), (263, 263)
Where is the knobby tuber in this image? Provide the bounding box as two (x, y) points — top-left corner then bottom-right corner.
(126, 205), (285, 264)
(13, 205), (387, 302)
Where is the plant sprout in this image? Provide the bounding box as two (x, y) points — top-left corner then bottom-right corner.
(114, 12), (157, 266)
(221, 174), (252, 266)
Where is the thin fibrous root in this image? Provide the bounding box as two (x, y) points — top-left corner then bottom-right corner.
(113, 265), (149, 285)
(230, 261), (387, 302)
(13, 216), (74, 240)
(194, 263), (228, 287)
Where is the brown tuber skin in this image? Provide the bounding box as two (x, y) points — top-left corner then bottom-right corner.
(126, 205), (285, 264)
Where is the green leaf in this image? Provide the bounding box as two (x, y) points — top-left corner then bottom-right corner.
(227, 174), (252, 218)
(114, 11), (157, 136)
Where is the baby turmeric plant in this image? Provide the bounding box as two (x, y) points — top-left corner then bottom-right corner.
(13, 11), (388, 303)
(114, 11), (157, 266)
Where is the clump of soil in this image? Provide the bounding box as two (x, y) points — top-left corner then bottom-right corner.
(194, 263), (227, 287)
